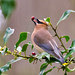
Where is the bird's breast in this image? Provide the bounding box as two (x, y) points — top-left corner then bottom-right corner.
(31, 31), (44, 53)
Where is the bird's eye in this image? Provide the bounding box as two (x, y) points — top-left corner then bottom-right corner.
(38, 21), (44, 24)
(37, 19), (44, 24)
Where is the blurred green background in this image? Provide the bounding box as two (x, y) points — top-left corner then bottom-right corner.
(0, 0), (75, 75)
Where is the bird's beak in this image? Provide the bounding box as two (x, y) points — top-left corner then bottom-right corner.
(31, 16), (39, 25)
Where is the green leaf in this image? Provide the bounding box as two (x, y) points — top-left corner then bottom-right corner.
(37, 52), (59, 65)
(60, 36), (70, 42)
(29, 58), (34, 63)
(61, 50), (66, 54)
(57, 10), (75, 25)
(3, 27), (14, 44)
(70, 40), (75, 48)
(22, 44), (28, 52)
(64, 49), (75, 60)
(0, 64), (11, 75)
(43, 66), (57, 75)
(44, 17), (50, 23)
(1, 0), (16, 18)
(4, 47), (8, 54)
(37, 52), (50, 61)
(16, 32), (28, 48)
(70, 57), (75, 63)
(64, 40), (75, 60)
(65, 67), (75, 72)
(45, 57), (59, 65)
(31, 45), (34, 49)
(0, 57), (22, 74)
(42, 52), (50, 61)
(40, 63), (48, 75)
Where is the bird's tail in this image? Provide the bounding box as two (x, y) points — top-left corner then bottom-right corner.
(59, 58), (68, 66)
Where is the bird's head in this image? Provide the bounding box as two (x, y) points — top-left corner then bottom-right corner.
(31, 16), (48, 28)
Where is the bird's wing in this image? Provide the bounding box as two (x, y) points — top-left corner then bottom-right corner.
(34, 30), (62, 59)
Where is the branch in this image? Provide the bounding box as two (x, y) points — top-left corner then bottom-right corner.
(6, 50), (38, 60)
(48, 23), (67, 52)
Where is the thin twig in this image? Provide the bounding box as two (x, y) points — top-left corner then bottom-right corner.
(49, 23), (67, 52)
(6, 51), (38, 60)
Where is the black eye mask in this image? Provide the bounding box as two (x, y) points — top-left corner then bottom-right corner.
(37, 19), (44, 24)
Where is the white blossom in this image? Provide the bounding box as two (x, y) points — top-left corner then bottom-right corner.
(17, 46), (22, 52)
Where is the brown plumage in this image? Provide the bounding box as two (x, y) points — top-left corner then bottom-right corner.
(31, 16), (65, 64)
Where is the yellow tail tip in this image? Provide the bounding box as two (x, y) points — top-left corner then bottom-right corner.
(62, 63), (69, 66)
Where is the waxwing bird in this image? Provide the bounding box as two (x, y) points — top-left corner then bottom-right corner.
(31, 16), (65, 64)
